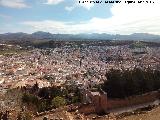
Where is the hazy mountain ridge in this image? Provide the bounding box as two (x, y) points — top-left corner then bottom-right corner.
(0, 31), (160, 41)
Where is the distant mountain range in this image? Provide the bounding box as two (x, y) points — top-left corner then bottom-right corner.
(0, 31), (160, 41)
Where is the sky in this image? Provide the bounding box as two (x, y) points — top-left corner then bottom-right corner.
(0, 0), (160, 34)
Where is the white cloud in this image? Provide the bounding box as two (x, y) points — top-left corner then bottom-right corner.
(22, 0), (160, 35)
(77, 0), (94, 10)
(22, 20), (93, 34)
(0, 0), (28, 9)
(65, 6), (75, 11)
(45, 0), (64, 5)
(65, 0), (94, 11)
(108, 0), (160, 34)
(0, 14), (12, 19)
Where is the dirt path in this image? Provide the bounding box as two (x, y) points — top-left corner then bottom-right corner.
(119, 106), (160, 120)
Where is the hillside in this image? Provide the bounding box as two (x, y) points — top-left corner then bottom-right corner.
(119, 106), (160, 120)
(0, 32), (160, 42)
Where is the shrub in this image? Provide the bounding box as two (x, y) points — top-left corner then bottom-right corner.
(52, 96), (66, 108)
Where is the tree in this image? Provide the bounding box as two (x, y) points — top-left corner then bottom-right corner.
(37, 100), (48, 112)
(38, 87), (50, 99)
(102, 68), (160, 98)
(103, 69), (126, 98)
(32, 82), (39, 92)
(22, 93), (39, 105)
(52, 96), (66, 108)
